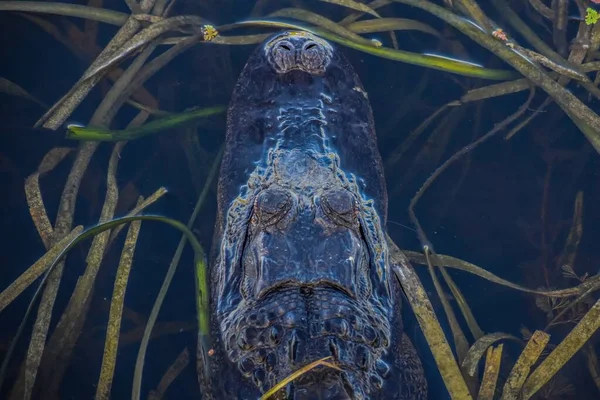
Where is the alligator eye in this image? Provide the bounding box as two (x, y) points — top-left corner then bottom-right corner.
(253, 187), (293, 227)
(320, 188), (358, 228)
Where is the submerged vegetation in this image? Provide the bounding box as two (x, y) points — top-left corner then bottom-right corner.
(1, 0), (600, 399)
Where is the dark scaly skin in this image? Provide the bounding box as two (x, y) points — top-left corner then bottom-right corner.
(205, 31), (427, 399)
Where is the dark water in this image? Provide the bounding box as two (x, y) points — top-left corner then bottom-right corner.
(1, 0), (600, 399)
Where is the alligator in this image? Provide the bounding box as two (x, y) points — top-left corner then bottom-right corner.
(204, 31), (427, 400)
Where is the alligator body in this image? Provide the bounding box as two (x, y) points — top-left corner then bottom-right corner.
(206, 31), (427, 399)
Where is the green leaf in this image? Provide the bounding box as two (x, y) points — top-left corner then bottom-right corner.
(585, 8), (599, 26)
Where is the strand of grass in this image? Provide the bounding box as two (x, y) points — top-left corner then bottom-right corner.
(102, 34), (204, 124)
(148, 0), (169, 15)
(0, 1), (128, 26)
(380, 70), (431, 138)
(407, 88), (534, 261)
(339, 0), (391, 25)
(40, 110), (152, 395)
(40, 141), (125, 398)
(489, 0), (565, 64)
(528, 0), (553, 20)
(455, 79), (531, 104)
(435, 101), (482, 219)
(67, 106), (226, 141)
(209, 16), (440, 46)
(82, 0), (102, 49)
(95, 42), (160, 126)
(3, 214), (206, 397)
(556, 191), (584, 274)
(511, 44), (590, 83)
(35, 40), (156, 392)
(424, 250), (470, 361)
(587, 23), (600, 64)
(119, 321), (195, 348)
(462, 333), (523, 377)
(30, 14), (149, 310)
(96, 0), (171, 125)
(320, 0), (380, 17)
(583, 343), (600, 394)
(225, 19), (516, 80)
(388, 105), (465, 197)
(123, 0), (141, 13)
(80, 16), (207, 84)
(522, 298), (600, 398)
(478, 345), (503, 400)
(95, 197), (143, 400)
(384, 104), (448, 171)
(455, 57), (600, 105)
(344, 18), (441, 37)
(438, 265), (484, 340)
(147, 348), (189, 400)
(567, 1), (591, 65)
(180, 127), (212, 198)
(387, 235), (473, 399)
(392, 0), (600, 154)
(501, 330), (550, 399)
(12, 125), (125, 399)
(132, 147), (223, 400)
(107, 186), (168, 246)
(203, 33), (267, 45)
(404, 250), (600, 299)
(423, 249), (477, 395)
(265, 8), (381, 47)
(552, 0), (569, 55)
(457, 1), (497, 31)
(0, 227), (83, 315)
(19, 13), (159, 111)
(126, 98), (171, 116)
(0, 76), (47, 108)
(545, 277), (599, 330)
(0, 226), (83, 393)
(36, 17), (141, 129)
(260, 357), (341, 400)
(24, 148), (73, 248)
(504, 98), (549, 140)
(192, 148), (224, 386)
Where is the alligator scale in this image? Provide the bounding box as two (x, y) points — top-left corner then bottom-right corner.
(206, 31), (427, 399)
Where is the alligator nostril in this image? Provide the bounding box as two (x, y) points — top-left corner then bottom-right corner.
(268, 39), (296, 73)
(300, 40), (331, 74)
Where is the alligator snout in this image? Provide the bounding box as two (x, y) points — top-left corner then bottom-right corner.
(266, 32), (333, 74)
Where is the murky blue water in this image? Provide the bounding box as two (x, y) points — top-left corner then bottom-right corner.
(1, 0), (599, 399)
